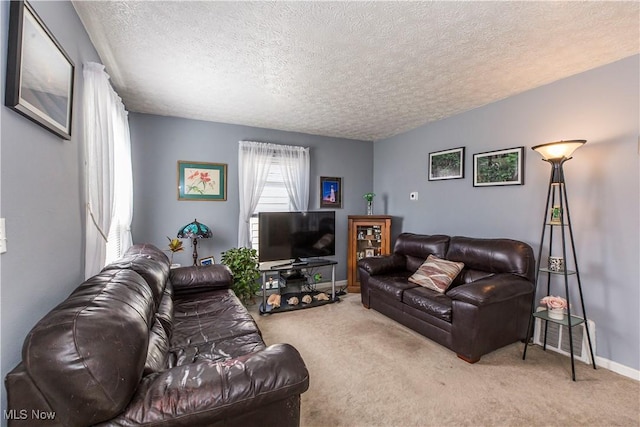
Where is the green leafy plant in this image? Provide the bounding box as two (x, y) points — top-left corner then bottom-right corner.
(221, 247), (260, 305)
(363, 192), (375, 202)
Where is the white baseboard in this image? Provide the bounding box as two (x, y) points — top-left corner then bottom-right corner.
(596, 356), (640, 381)
(316, 279), (348, 292)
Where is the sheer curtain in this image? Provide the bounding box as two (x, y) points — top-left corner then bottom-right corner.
(237, 141), (310, 247)
(280, 144), (310, 211)
(83, 62), (133, 277)
(238, 141), (274, 247)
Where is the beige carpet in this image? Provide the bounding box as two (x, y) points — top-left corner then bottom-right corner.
(251, 294), (640, 427)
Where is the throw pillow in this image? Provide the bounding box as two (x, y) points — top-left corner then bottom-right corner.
(408, 255), (464, 293)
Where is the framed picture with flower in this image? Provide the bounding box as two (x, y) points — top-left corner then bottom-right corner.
(177, 161), (227, 201)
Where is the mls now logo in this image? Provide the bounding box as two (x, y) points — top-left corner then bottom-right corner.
(4, 409), (56, 420)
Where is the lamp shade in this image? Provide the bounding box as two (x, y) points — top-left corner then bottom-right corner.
(177, 219), (212, 239)
(531, 140), (586, 160)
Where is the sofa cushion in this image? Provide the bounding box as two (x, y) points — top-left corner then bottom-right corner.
(408, 255), (464, 293)
(171, 289), (260, 348)
(446, 236), (535, 282)
(367, 272), (417, 301)
(169, 332), (266, 367)
(403, 286), (453, 322)
(393, 233), (450, 272)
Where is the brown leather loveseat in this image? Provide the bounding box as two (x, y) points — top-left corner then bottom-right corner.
(358, 233), (535, 363)
(5, 244), (309, 426)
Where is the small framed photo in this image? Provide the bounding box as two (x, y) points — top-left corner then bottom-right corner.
(473, 147), (524, 187)
(365, 248), (376, 257)
(428, 147), (465, 181)
(178, 161), (227, 201)
(199, 256), (215, 266)
(5, 0), (75, 139)
(320, 176), (342, 208)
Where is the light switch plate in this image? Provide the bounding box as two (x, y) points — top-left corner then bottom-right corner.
(410, 192), (418, 201)
(0, 218), (6, 253)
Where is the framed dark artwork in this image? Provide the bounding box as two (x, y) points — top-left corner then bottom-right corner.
(320, 176), (342, 208)
(473, 147), (524, 187)
(428, 147), (465, 181)
(5, 0), (75, 139)
(178, 161), (227, 201)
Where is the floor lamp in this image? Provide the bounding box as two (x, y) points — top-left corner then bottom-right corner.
(522, 140), (596, 381)
(177, 219), (212, 266)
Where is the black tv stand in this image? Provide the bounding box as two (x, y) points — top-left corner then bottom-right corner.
(270, 258), (309, 269)
(259, 259), (338, 315)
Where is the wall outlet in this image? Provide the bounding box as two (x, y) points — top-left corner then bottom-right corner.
(409, 192), (418, 201)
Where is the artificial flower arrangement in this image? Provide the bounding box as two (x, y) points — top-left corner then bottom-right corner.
(362, 192), (376, 202)
(167, 236), (184, 263)
(540, 295), (567, 309)
(363, 192), (376, 214)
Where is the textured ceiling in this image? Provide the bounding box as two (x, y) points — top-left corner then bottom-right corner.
(72, 1), (639, 141)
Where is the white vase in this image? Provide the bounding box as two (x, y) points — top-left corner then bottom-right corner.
(367, 201), (373, 215)
(548, 307), (564, 320)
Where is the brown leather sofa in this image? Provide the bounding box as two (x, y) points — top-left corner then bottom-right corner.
(5, 244), (309, 426)
(358, 233), (535, 363)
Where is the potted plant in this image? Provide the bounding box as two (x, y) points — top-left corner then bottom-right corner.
(363, 192), (376, 215)
(221, 247), (260, 305)
(540, 295), (567, 320)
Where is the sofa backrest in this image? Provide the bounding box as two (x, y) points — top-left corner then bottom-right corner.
(393, 233), (450, 272)
(103, 248), (171, 311)
(17, 269), (155, 426)
(446, 236), (535, 283)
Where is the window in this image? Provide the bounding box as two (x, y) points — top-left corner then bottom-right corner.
(250, 158), (293, 252)
(238, 140), (309, 248)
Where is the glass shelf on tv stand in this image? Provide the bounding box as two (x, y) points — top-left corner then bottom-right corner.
(258, 259), (338, 315)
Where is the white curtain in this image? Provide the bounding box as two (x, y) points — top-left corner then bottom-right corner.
(83, 62), (133, 277)
(238, 141), (274, 247)
(280, 144), (310, 211)
(237, 141), (310, 247)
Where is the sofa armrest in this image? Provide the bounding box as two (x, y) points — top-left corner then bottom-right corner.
(170, 264), (233, 296)
(358, 254), (406, 276)
(447, 274), (534, 307)
(105, 344), (309, 426)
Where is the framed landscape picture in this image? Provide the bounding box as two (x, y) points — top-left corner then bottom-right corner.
(428, 147), (465, 181)
(320, 176), (342, 208)
(473, 147), (524, 187)
(5, 0), (75, 139)
(178, 161), (227, 201)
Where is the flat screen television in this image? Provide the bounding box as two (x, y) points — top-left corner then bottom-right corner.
(258, 211), (335, 263)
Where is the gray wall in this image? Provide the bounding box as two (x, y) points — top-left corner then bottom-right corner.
(129, 114), (373, 281)
(0, 0), (101, 418)
(374, 55), (640, 371)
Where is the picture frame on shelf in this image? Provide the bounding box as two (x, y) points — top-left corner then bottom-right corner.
(365, 248), (375, 257)
(199, 256), (215, 266)
(428, 147), (465, 181)
(5, 0), (75, 140)
(473, 147), (524, 187)
(178, 161), (227, 201)
(320, 176), (342, 208)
